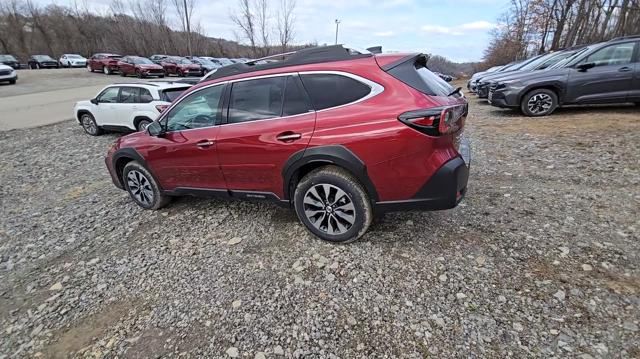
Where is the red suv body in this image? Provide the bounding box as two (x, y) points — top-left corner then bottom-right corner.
(88, 53), (122, 75)
(160, 56), (202, 77)
(105, 46), (470, 242)
(117, 56), (165, 78)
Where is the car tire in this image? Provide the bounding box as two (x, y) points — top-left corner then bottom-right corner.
(87, 64), (93, 72)
(120, 70), (126, 77)
(136, 118), (152, 131)
(294, 166), (373, 243)
(9, 79), (16, 85)
(79, 113), (103, 136)
(122, 161), (170, 210)
(178, 70), (185, 77)
(136, 70), (144, 79)
(103, 66), (110, 75)
(159, 74), (165, 78)
(520, 88), (558, 117)
(36, 63), (40, 70)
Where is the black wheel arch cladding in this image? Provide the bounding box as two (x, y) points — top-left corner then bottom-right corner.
(282, 145), (379, 202)
(111, 148), (159, 188)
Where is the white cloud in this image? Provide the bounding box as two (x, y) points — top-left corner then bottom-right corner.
(459, 20), (497, 30)
(374, 31), (395, 37)
(421, 25), (463, 36)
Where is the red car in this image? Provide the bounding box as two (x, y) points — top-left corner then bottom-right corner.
(88, 53), (122, 75)
(160, 56), (202, 77)
(118, 56), (165, 78)
(105, 45), (470, 243)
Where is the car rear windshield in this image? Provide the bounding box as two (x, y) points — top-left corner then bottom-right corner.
(162, 88), (189, 102)
(386, 55), (454, 97)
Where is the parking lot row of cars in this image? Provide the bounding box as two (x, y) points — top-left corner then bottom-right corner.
(466, 35), (640, 116)
(0, 53), (250, 84)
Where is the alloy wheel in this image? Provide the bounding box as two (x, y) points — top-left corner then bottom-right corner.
(81, 115), (97, 135)
(527, 93), (553, 115)
(303, 184), (356, 235)
(103, 66), (109, 75)
(126, 170), (154, 206)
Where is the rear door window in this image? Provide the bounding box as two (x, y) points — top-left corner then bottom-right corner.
(300, 74), (371, 110)
(228, 77), (286, 123)
(283, 76), (313, 116)
(119, 87), (139, 103)
(139, 88), (154, 103)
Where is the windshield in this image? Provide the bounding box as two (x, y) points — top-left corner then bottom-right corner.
(550, 47), (591, 69)
(509, 55), (544, 71)
(486, 66), (501, 73)
(0, 55), (17, 62)
(173, 58), (193, 65)
(518, 53), (558, 71)
(195, 58), (216, 66)
(498, 62), (521, 71)
(218, 58), (234, 66)
(34, 55), (54, 61)
(107, 55), (122, 59)
(132, 57), (154, 64)
(66, 54), (83, 59)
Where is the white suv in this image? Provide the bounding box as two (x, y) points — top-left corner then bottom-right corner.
(74, 82), (191, 135)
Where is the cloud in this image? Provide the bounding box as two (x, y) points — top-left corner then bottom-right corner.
(374, 31), (395, 37)
(421, 25), (463, 36)
(459, 20), (497, 30)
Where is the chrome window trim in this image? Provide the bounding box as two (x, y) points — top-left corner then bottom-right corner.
(155, 70), (384, 133)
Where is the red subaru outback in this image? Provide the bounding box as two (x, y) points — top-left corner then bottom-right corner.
(105, 46), (470, 243)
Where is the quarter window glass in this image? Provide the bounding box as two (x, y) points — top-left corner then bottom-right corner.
(283, 76), (312, 116)
(139, 88), (154, 103)
(228, 77), (285, 123)
(98, 87), (119, 103)
(164, 85), (224, 131)
(300, 74), (371, 110)
(584, 43), (635, 67)
(119, 87), (139, 103)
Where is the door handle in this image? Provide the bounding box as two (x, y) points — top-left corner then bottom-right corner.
(276, 132), (302, 142)
(196, 140), (214, 148)
(618, 67), (632, 72)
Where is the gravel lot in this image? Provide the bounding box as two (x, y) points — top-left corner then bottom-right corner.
(0, 89), (639, 358)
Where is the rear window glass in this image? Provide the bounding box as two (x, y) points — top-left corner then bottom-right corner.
(300, 74), (371, 110)
(387, 56), (453, 97)
(283, 76), (313, 116)
(162, 88), (189, 102)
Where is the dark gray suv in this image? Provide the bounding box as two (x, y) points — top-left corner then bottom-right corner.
(488, 36), (640, 116)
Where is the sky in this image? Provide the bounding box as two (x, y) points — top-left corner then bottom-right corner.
(34, 0), (510, 62)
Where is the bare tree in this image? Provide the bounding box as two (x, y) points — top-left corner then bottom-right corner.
(256, 0), (270, 56)
(231, 0), (257, 57)
(276, 0), (296, 53)
(172, 0), (196, 55)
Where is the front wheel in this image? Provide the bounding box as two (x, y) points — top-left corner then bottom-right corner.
(520, 89), (558, 117)
(294, 166), (373, 243)
(87, 64), (93, 72)
(122, 162), (170, 210)
(136, 119), (151, 131)
(80, 113), (103, 136)
(103, 66), (110, 75)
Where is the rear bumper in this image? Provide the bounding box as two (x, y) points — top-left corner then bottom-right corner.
(376, 155), (470, 213)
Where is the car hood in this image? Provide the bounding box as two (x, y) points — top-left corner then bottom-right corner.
(476, 69), (528, 83)
(139, 64), (163, 69)
(496, 67), (571, 84)
(0, 64), (13, 70)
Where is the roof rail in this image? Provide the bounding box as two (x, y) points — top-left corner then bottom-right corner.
(202, 45), (372, 82)
(608, 34), (640, 41)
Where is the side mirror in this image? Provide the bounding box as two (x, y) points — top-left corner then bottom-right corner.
(577, 62), (596, 72)
(90, 98), (99, 105)
(147, 121), (165, 137)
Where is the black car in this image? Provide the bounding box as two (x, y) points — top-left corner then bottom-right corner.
(28, 55), (59, 69)
(0, 54), (20, 69)
(149, 54), (168, 65)
(488, 36), (640, 116)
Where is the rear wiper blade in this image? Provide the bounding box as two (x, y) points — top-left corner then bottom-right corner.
(448, 87), (462, 97)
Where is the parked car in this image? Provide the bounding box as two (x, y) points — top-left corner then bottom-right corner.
(159, 56), (202, 77)
(149, 54), (169, 65)
(474, 48), (584, 98)
(28, 55), (59, 69)
(186, 56), (220, 73)
(488, 36), (640, 116)
(88, 53), (122, 74)
(467, 65), (504, 92)
(59, 54), (87, 68)
(0, 54), (21, 69)
(0, 64), (18, 84)
(75, 82), (191, 135)
(118, 56), (165, 78)
(104, 45), (470, 243)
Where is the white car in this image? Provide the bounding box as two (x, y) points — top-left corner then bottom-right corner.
(74, 82), (191, 136)
(59, 54), (87, 68)
(0, 64), (17, 84)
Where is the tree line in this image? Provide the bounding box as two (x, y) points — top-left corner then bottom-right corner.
(0, 0), (301, 61)
(483, 0), (640, 67)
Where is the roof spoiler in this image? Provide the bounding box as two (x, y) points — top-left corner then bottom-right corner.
(380, 53), (425, 71)
(366, 46), (382, 54)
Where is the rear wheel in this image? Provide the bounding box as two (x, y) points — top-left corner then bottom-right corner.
(36, 63), (40, 69)
(120, 70), (126, 77)
(294, 166), (373, 243)
(136, 118), (152, 131)
(80, 113), (103, 136)
(520, 89), (558, 117)
(122, 162), (170, 210)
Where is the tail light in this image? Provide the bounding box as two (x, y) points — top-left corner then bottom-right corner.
(398, 104), (467, 136)
(156, 104), (169, 113)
